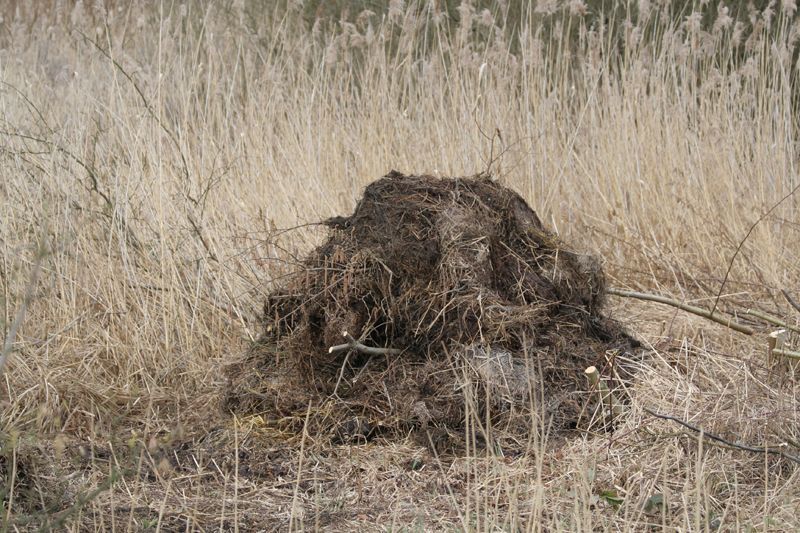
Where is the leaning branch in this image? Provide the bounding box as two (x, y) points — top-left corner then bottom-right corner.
(642, 407), (800, 465)
(606, 288), (754, 335)
(781, 289), (800, 316)
(328, 331), (402, 356)
(710, 179), (800, 315)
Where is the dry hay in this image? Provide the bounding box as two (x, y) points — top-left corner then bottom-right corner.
(225, 171), (641, 450)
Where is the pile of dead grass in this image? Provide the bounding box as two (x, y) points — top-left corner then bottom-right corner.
(225, 172), (641, 448)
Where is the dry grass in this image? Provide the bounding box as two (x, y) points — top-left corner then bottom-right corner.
(1, 1), (799, 531)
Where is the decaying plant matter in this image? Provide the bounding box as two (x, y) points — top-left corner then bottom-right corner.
(226, 171), (641, 448)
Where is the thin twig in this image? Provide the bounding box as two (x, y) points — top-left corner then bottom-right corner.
(332, 351), (352, 398)
(781, 289), (800, 315)
(0, 81), (54, 135)
(186, 212), (218, 262)
(0, 126), (143, 252)
(607, 288), (754, 335)
(75, 29), (190, 182)
(328, 331), (402, 356)
(711, 180), (800, 315)
(0, 129), (114, 211)
(642, 407), (800, 465)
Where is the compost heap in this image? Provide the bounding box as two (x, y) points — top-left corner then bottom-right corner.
(226, 171), (640, 448)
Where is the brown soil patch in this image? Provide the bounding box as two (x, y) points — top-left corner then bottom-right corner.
(225, 171), (640, 450)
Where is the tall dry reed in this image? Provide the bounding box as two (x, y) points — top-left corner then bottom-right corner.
(0, 1), (798, 530)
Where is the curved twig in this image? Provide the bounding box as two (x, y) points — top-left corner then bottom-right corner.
(642, 407), (800, 465)
(711, 180), (800, 315)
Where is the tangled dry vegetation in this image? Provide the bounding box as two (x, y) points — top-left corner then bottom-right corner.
(1, 1), (800, 531)
(226, 171), (641, 450)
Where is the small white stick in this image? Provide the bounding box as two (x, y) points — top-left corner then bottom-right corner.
(330, 331), (400, 398)
(584, 366), (623, 418)
(328, 331), (401, 356)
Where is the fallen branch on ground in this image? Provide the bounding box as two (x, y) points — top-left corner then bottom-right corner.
(741, 308), (800, 334)
(607, 288), (755, 335)
(773, 348), (800, 360)
(328, 331), (402, 356)
(642, 407), (800, 465)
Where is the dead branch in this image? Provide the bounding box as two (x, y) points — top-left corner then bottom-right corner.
(773, 348), (800, 360)
(740, 308), (800, 334)
(607, 288), (755, 335)
(642, 407), (800, 465)
(328, 331), (402, 356)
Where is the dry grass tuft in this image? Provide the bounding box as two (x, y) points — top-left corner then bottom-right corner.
(1, 1), (799, 530)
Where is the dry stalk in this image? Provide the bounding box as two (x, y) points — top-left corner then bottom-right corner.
(0, 252), (44, 376)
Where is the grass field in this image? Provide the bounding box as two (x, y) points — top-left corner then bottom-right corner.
(1, 1), (799, 530)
